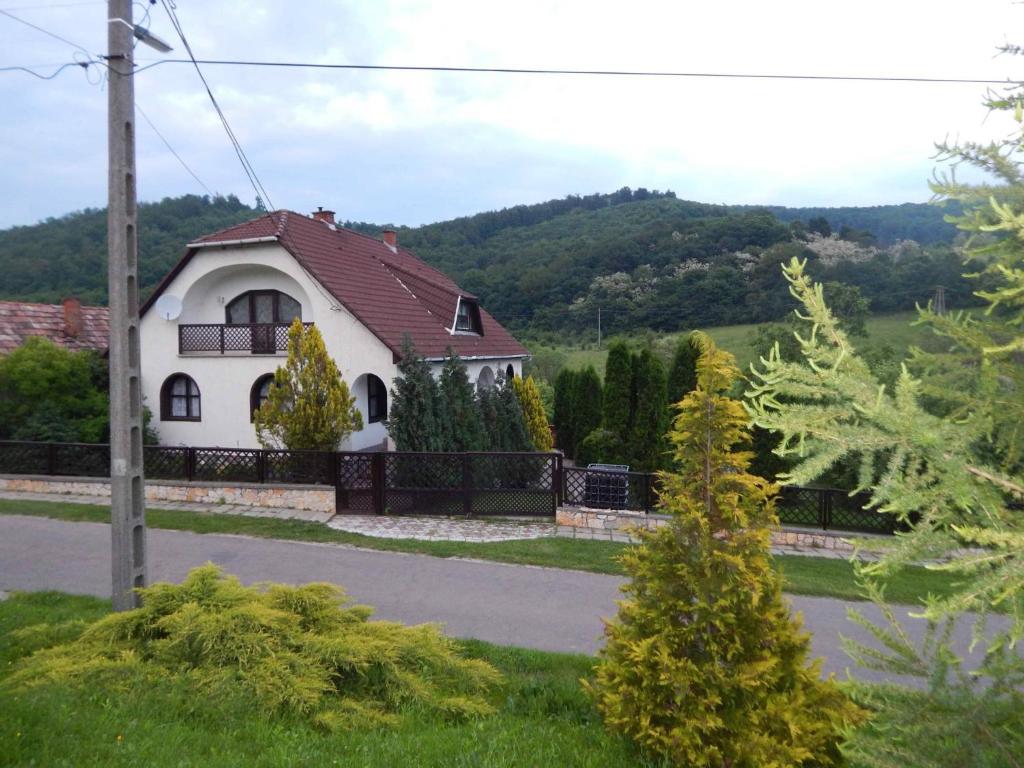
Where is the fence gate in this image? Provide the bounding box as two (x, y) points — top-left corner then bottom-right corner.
(334, 453), (380, 515)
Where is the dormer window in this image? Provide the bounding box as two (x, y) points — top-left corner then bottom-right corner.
(454, 297), (483, 335)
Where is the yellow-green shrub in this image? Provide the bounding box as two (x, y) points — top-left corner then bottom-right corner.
(585, 335), (864, 766)
(4, 565), (501, 730)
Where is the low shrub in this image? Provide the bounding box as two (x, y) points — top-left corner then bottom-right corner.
(3, 564), (502, 730)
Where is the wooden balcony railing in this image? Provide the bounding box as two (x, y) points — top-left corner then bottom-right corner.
(178, 323), (312, 354)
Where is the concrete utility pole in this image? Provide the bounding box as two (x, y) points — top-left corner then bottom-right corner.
(107, 0), (147, 610)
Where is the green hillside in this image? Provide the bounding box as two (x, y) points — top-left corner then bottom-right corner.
(0, 190), (968, 339)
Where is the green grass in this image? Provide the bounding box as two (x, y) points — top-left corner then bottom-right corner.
(0, 498), (963, 606)
(559, 311), (926, 376)
(0, 591), (660, 768)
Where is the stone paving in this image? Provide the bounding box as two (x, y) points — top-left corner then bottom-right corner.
(0, 490), (334, 524)
(328, 515), (558, 542)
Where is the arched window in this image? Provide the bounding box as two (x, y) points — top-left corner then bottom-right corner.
(505, 363), (515, 380)
(160, 374), (201, 421)
(477, 366), (495, 392)
(366, 374), (387, 424)
(226, 290), (302, 325)
(250, 373), (275, 422)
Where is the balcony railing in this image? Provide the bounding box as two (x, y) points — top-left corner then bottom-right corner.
(178, 323), (312, 354)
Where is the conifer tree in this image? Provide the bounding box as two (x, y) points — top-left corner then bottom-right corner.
(601, 340), (634, 444)
(385, 337), (443, 452)
(512, 375), (553, 451)
(437, 350), (486, 451)
(254, 319), (361, 450)
(492, 372), (532, 452)
(571, 366), (603, 460)
(666, 332), (700, 406)
(588, 336), (862, 767)
(627, 348), (668, 471)
(553, 368), (578, 457)
(475, 383), (499, 451)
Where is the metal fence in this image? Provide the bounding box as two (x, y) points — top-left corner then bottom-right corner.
(0, 440), (891, 531)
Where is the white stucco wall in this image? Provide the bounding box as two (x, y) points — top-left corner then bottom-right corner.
(140, 242), (527, 452)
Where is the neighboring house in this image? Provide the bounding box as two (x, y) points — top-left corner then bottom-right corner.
(139, 208), (529, 450)
(0, 298), (109, 355)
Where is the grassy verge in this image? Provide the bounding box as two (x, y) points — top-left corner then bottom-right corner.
(0, 498), (962, 605)
(0, 591), (657, 768)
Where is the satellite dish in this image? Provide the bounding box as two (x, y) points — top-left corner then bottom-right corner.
(155, 294), (183, 321)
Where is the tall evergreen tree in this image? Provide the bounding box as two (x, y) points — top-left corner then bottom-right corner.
(601, 340), (634, 443)
(666, 332), (700, 406)
(628, 349), (669, 472)
(492, 372), (532, 452)
(437, 350), (486, 451)
(512, 375), (553, 451)
(571, 366), (603, 461)
(553, 368), (578, 458)
(587, 336), (861, 766)
(385, 337), (443, 452)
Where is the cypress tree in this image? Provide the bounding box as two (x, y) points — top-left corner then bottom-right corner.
(385, 337), (443, 452)
(553, 368), (577, 458)
(437, 350), (486, 451)
(587, 335), (863, 766)
(628, 349), (669, 472)
(512, 375), (553, 451)
(571, 366), (603, 461)
(492, 372), (532, 452)
(475, 384), (499, 451)
(601, 340), (633, 444)
(666, 332), (700, 406)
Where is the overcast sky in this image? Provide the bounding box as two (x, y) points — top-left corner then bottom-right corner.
(0, 0), (1021, 230)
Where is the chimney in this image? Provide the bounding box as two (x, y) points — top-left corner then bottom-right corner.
(62, 297), (83, 339)
(311, 206), (335, 225)
(382, 229), (397, 249)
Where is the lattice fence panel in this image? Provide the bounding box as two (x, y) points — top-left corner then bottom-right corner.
(777, 487), (823, 527)
(0, 442), (49, 474)
(830, 491), (891, 533)
(470, 454), (553, 492)
(53, 444), (109, 477)
(191, 448), (259, 483)
(265, 450), (332, 485)
(383, 453), (462, 515)
(221, 325), (254, 352)
(145, 447), (188, 480)
(179, 324), (223, 353)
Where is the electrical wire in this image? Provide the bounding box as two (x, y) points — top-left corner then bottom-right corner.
(159, 0), (274, 210)
(0, 7), (92, 56)
(0, 61), (87, 79)
(136, 103), (214, 195)
(131, 57), (1019, 86)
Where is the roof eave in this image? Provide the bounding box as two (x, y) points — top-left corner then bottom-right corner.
(186, 235), (279, 249)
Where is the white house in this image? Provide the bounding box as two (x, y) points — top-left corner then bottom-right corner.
(139, 208), (528, 450)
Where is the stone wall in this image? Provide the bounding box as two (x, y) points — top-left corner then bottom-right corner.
(0, 475), (335, 514)
(556, 505), (859, 553)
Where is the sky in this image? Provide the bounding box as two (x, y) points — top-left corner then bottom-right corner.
(0, 0), (1021, 230)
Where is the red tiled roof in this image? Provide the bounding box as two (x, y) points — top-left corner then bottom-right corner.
(0, 301), (109, 355)
(166, 211), (528, 360)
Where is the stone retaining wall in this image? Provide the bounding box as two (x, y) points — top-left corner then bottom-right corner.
(556, 506), (859, 552)
(0, 475), (335, 514)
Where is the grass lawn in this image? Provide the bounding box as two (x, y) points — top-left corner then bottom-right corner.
(0, 591), (659, 768)
(0, 498), (963, 606)
(557, 311), (926, 376)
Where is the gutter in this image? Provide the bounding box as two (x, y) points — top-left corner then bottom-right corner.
(185, 235), (279, 249)
(424, 353), (531, 362)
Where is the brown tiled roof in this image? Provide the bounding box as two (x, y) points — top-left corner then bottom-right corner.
(0, 301), (109, 355)
(152, 211), (528, 360)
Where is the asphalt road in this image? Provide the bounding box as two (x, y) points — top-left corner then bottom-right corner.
(0, 514), (1011, 684)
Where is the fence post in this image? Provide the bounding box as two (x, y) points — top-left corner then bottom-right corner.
(256, 450), (266, 484)
(818, 489), (829, 531)
(219, 325), (225, 355)
(46, 443), (57, 476)
(185, 447), (195, 482)
(645, 473), (656, 513)
(372, 453), (385, 515)
(462, 454), (473, 518)
(553, 453), (563, 509)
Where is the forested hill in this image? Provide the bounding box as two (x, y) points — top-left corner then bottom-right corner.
(0, 190), (965, 337)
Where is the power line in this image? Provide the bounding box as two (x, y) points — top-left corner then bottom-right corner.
(0, 7), (92, 55)
(132, 57), (1019, 86)
(158, 0), (274, 210)
(136, 102), (213, 195)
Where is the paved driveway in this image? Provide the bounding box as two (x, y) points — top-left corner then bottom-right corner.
(0, 515), (1012, 684)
